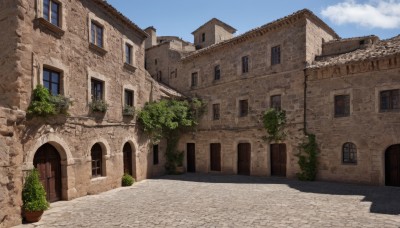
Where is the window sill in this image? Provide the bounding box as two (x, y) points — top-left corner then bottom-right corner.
(123, 63), (137, 72)
(89, 43), (108, 56)
(91, 176), (107, 182)
(35, 18), (65, 38)
(342, 163), (357, 166)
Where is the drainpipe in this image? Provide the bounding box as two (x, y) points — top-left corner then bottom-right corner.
(303, 68), (308, 135)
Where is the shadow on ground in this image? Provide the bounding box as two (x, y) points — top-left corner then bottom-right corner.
(158, 173), (400, 215)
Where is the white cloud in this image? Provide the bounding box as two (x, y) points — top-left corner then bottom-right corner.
(321, 0), (400, 29)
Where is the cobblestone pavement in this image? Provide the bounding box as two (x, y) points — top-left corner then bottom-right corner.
(15, 174), (400, 227)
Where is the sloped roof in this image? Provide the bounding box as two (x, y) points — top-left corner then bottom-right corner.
(183, 9), (339, 62)
(309, 35), (400, 69)
(192, 18), (237, 34)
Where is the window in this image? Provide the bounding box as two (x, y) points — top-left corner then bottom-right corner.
(91, 143), (103, 178)
(153, 145), (159, 165)
(125, 43), (132, 65)
(271, 45), (281, 65)
(43, 68), (61, 96)
(201, 33), (205, 42)
(91, 78), (104, 101)
(270, 95), (281, 110)
(155, 59), (158, 65)
(124, 90), (134, 107)
(334, 95), (350, 117)
(380, 89), (400, 112)
(43, 0), (60, 27)
(342, 142), (357, 164)
(239, 99), (249, 117)
(91, 21), (103, 48)
(191, 72), (198, 87)
(214, 65), (220, 81)
(157, 71), (162, 82)
(210, 143), (221, 171)
(242, 56), (249, 73)
(213, 104), (220, 120)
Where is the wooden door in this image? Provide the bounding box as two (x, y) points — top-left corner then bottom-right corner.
(187, 143), (196, 173)
(210, 143), (221, 171)
(386, 145), (400, 187)
(123, 143), (133, 176)
(271, 144), (287, 177)
(33, 144), (61, 202)
(237, 143), (251, 175)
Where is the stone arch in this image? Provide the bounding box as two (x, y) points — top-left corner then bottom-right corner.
(384, 144), (400, 187)
(87, 138), (111, 177)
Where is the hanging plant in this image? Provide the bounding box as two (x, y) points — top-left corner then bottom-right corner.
(262, 108), (286, 142)
(27, 85), (71, 116)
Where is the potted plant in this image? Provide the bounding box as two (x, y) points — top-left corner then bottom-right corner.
(121, 173), (135, 186)
(89, 99), (108, 113)
(122, 105), (135, 117)
(22, 169), (49, 223)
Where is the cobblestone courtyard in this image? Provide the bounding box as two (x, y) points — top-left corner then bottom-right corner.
(16, 174), (400, 227)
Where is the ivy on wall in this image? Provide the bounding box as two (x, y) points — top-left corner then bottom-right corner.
(296, 133), (318, 181)
(262, 108), (286, 142)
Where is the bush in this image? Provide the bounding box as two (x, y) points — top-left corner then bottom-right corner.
(27, 85), (56, 116)
(22, 169), (49, 212)
(49, 95), (72, 115)
(89, 99), (108, 113)
(121, 174), (135, 186)
(296, 134), (318, 181)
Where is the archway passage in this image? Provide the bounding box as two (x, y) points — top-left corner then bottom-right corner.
(271, 144), (287, 177)
(237, 143), (251, 175)
(123, 143), (133, 176)
(33, 143), (62, 202)
(385, 144), (400, 187)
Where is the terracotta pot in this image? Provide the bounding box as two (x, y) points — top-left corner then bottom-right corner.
(24, 210), (44, 223)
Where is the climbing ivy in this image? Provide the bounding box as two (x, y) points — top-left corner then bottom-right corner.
(262, 108), (286, 142)
(296, 133), (318, 181)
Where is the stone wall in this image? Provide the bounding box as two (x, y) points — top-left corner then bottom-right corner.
(306, 56), (400, 185)
(305, 18), (336, 64)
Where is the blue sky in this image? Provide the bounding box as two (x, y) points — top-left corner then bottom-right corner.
(107, 0), (400, 42)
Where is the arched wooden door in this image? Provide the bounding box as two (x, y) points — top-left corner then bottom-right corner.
(123, 143), (133, 176)
(385, 144), (400, 187)
(33, 144), (62, 202)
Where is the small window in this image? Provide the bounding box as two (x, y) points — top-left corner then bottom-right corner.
(153, 145), (159, 165)
(91, 21), (103, 48)
(342, 142), (357, 164)
(91, 78), (104, 101)
(91, 143), (103, 178)
(125, 43), (132, 65)
(191, 72), (198, 87)
(124, 90), (134, 107)
(242, 56), (249, 73)
(201, 33), (205, 42)
(155, 59), (158, 65)
(43, 68), (61, 96)
(214, 65), (221, 81)
(43, 0), (60, 27)
(270, 95), (281, 110)
(334, 95), (350, 117)
(271, 45), (281, 65)
(239, 99), (249, 117)
(380, 89), (400, 112)
(157, 71), (162, 82)
(213, 104), (220, 120)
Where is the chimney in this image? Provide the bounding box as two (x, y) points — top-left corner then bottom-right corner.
(144, 26), (157, 49)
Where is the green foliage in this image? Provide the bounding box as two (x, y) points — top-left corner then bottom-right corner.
(22, 169), (49, 212)
(27, 85), (71, 116)
(121, 173), (135, 186)
(122, 105), (135, 117)
(89, 99), (108, 113)
(262, 108), (286, 142)
(296, 134), (318, 181)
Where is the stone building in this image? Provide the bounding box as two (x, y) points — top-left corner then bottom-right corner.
(0, 0), (178, 226)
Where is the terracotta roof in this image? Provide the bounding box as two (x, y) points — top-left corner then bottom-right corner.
(192, 18), (237, 34)
(92, 0), (148, 39)
(182, 9), (339, 62)
(309, 35), (400, 69)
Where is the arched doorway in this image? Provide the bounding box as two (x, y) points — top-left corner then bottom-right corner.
(33, 143), (62, 202)
(237, 143), (251, 175)
(270, 144), (287, 177)
(385, 144), (400, 187)
(123, 143), (133, 176)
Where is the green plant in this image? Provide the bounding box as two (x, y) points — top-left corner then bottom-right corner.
(122, 105), (135, 117)
(89, 99), (108, 113)
(121, 173), (135, 186)
(262, 108), (286, 142)
(27, 85), (56, 116)
(22, 169), (49, 212)
(296, 133), (318, 181)
(49, 95), (72, 115)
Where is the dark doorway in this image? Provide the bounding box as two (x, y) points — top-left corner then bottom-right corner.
(187, 143), (196, 173)
(385, 144), (400, 187)
(210, 143), (221, 171)
(33, 143), (62, 202)
(270, 144), (287, 177)
(237, 143), (251, 175)
(123, 143), (133, 176)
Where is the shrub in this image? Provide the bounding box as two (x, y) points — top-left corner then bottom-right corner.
(27, 85), (56, 116)
(49, 95), (72, 115)
(122, 105), (135, 117)
(121, 174), (135, 186)
(296, 134), (318, 181)
(22, 169), (49, 212)
(89, 99), (108, 113)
